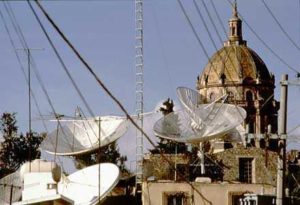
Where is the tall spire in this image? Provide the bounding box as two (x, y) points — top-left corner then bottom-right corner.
(224, 0), (246, 46)
(233, 0), (238, 18)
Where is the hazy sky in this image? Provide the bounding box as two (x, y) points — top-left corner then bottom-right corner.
(1, 0), (300, 171)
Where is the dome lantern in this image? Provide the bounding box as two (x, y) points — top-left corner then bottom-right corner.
(224, 1), (247, 46)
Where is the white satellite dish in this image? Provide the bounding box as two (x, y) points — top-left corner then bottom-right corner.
(153, 103), (246, 143)
(41, 115), (129, 156)
(0, 170), (22, 204)
(177, 87), (203, 111)
(58, 163), (120, 204)
(176, 87), (228, 126)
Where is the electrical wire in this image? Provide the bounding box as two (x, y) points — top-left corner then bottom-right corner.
(0, 5), (48, 133)
(26, 0), (99, 150)
(209, 0), (227, 38)
(177, 0), (247, 121)
(224, 0), (300, 74)
(6, 1), (97, 157)
(261, 0), (300, 53)
(1, 1), (71, 172)
(31, 1), (213, 204)
(199, 0), (224, 46)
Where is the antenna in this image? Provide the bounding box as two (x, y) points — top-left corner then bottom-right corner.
(135, 0), (144, 191)
(16, 48), (44, 172)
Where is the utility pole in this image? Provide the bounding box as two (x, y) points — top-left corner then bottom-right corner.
(17, 48), (44, 171)
(276, 74), (288, 205)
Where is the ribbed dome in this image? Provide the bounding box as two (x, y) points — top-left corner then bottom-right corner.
(198, 45), (273, 88)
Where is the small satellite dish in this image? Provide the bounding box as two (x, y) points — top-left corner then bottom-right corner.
(0, 170), (22, 204)
(153, 103), (246, 143)
(41, 116), (129, 156)
(58, 163), (120, 204)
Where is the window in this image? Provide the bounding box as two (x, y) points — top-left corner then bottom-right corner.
(232, 27), (236, 36)
(227, 91), (235, 102)
(246, 90), (253, 101)
(230, 192), (244, 205)
(165, 192), (188, 205)
(239, 158), (254, 183)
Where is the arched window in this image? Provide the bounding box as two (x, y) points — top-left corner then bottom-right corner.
(246, 90), (253, 102)
(209, 92), (216, 102)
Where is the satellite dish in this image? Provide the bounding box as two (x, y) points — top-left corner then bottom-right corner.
(0, 170), (22, 204)
(177, 87), (203, 110)
(176, 87), (228, 126)
(41, 115), (129, 156)
(58, 163), (120, 204)
(153, 103), (246, 143)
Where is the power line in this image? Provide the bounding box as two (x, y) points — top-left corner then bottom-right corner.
(199, 0), (224, 46)
(31, 1), (213, 204)
(261, 0), (300, 53)
(177, 0), (248, 121)
(209, 0), (227, 38)
(27, 0), (95, 118)
(0, 4), (48, 133)
(224, 0), (300, 74)
(1, 1), (73, 171)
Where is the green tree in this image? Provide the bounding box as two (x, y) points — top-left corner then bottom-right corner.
(0, 113), (44, 178)
(150, 98), (187, 154)
(74, 141), (128, 173)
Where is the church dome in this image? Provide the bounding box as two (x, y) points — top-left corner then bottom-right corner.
(196, 2), (278, 135)
(198, 44), (274, 88)
(197, 2), (274, 90)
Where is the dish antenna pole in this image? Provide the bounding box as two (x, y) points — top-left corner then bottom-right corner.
(135, 0), (144, 192)
(17, 48), (44, 171)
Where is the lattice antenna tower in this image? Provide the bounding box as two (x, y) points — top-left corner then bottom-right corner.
(135, 0), (144, 188)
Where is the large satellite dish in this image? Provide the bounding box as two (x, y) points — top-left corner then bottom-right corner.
(58, 163), (120, 204)
(0, 170), (22, 204)
(177, 86), (203, 111)
(177, 87), (228, 126)
(41, 115), (129, 156)
(153, 103), (246, 143)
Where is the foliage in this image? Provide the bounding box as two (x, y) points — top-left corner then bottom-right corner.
(74, 141), (128, 173)
(150, 98), (187, 154)
(0, 113), (44, 178)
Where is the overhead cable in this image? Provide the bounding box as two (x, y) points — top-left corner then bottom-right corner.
(177, 0), (246, 119)
(31, 1), (212, 204)
(0, 5), (48, 133)
(225, 0), (300, 74)
(209, 0), (227, 37)
(0, 1), (67, 172)
(261, 0), (300, 53)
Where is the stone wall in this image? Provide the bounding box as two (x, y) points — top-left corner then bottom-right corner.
(143, 154), (189, 181)
(214, 145), (277, 186)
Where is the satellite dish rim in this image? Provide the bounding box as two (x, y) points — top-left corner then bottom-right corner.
(153, 104), (247, 143)
(41, 115), (129, 156)
(59, 163), (120, 204)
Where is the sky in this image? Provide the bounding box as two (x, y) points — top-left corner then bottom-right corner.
(0, 0), (300, 172)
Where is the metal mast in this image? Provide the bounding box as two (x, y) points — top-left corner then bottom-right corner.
(135, 0), (144, 190)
